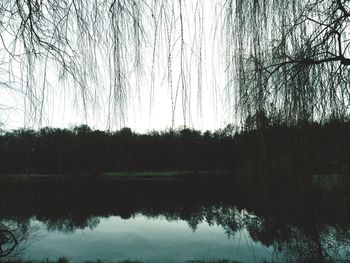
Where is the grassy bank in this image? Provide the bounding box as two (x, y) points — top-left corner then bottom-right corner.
(0, 259), (240, 263)
(0, 172), (344, 192)
(0, 171), (231, 182)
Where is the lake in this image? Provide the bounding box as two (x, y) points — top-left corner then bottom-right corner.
(0, 178), (349, 262)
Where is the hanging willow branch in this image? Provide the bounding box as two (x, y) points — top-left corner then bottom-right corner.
(1, 0), (350, 128)
(0, 0), (204, 128)
(223, 0), (350, 124)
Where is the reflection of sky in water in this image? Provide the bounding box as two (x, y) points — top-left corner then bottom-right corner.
(20, 215), (276, 263)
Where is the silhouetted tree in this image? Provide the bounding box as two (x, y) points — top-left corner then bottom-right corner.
(223, 0), (350, 124)
(2, 1), (350, 128)
(0, 0), (204, 127)
(0, 220), (35, 259)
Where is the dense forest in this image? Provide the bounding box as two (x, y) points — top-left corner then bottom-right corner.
(0, 125), (235, 175)
(1, 115), (350, 177)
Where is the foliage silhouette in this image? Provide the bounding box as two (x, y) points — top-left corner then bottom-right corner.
(2, 1), (350, 127)
(0, 125), (234, 175)
(1, 117), (350, 179)
(223, 0), (350, 124)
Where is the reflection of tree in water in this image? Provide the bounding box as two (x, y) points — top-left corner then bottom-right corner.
(43, 216), (100, 233)
(139, 205), (240, 234)
(242, 214), (350, 263)
(0, 219), (34, 258)
(279, 225), (350, 263)
(0, 228), (17, 257)
(139, 205), (350, 262)
(2, 202), (349, 262)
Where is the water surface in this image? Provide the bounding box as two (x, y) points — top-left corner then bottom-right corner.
(20, 214), (275, 262)
(0, 179), (349, 262)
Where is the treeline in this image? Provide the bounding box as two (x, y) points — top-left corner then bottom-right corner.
(1, 116), (350, 177)
(0, 125), (235, 175)
(235, 114), (350, 187)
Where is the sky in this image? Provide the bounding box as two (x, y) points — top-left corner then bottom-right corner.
(0, 1), (235, 132)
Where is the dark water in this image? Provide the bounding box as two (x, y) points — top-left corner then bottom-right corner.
(0, 178), (350, 262)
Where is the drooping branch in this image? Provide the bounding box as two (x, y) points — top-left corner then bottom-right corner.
(223, 0), (350, 124)
(2, 0), (350, 128)
(0, 229), (18, 257)
(0, 0), (205, 129)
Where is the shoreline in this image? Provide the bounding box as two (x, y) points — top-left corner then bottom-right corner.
(0, 170), (232, 182)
